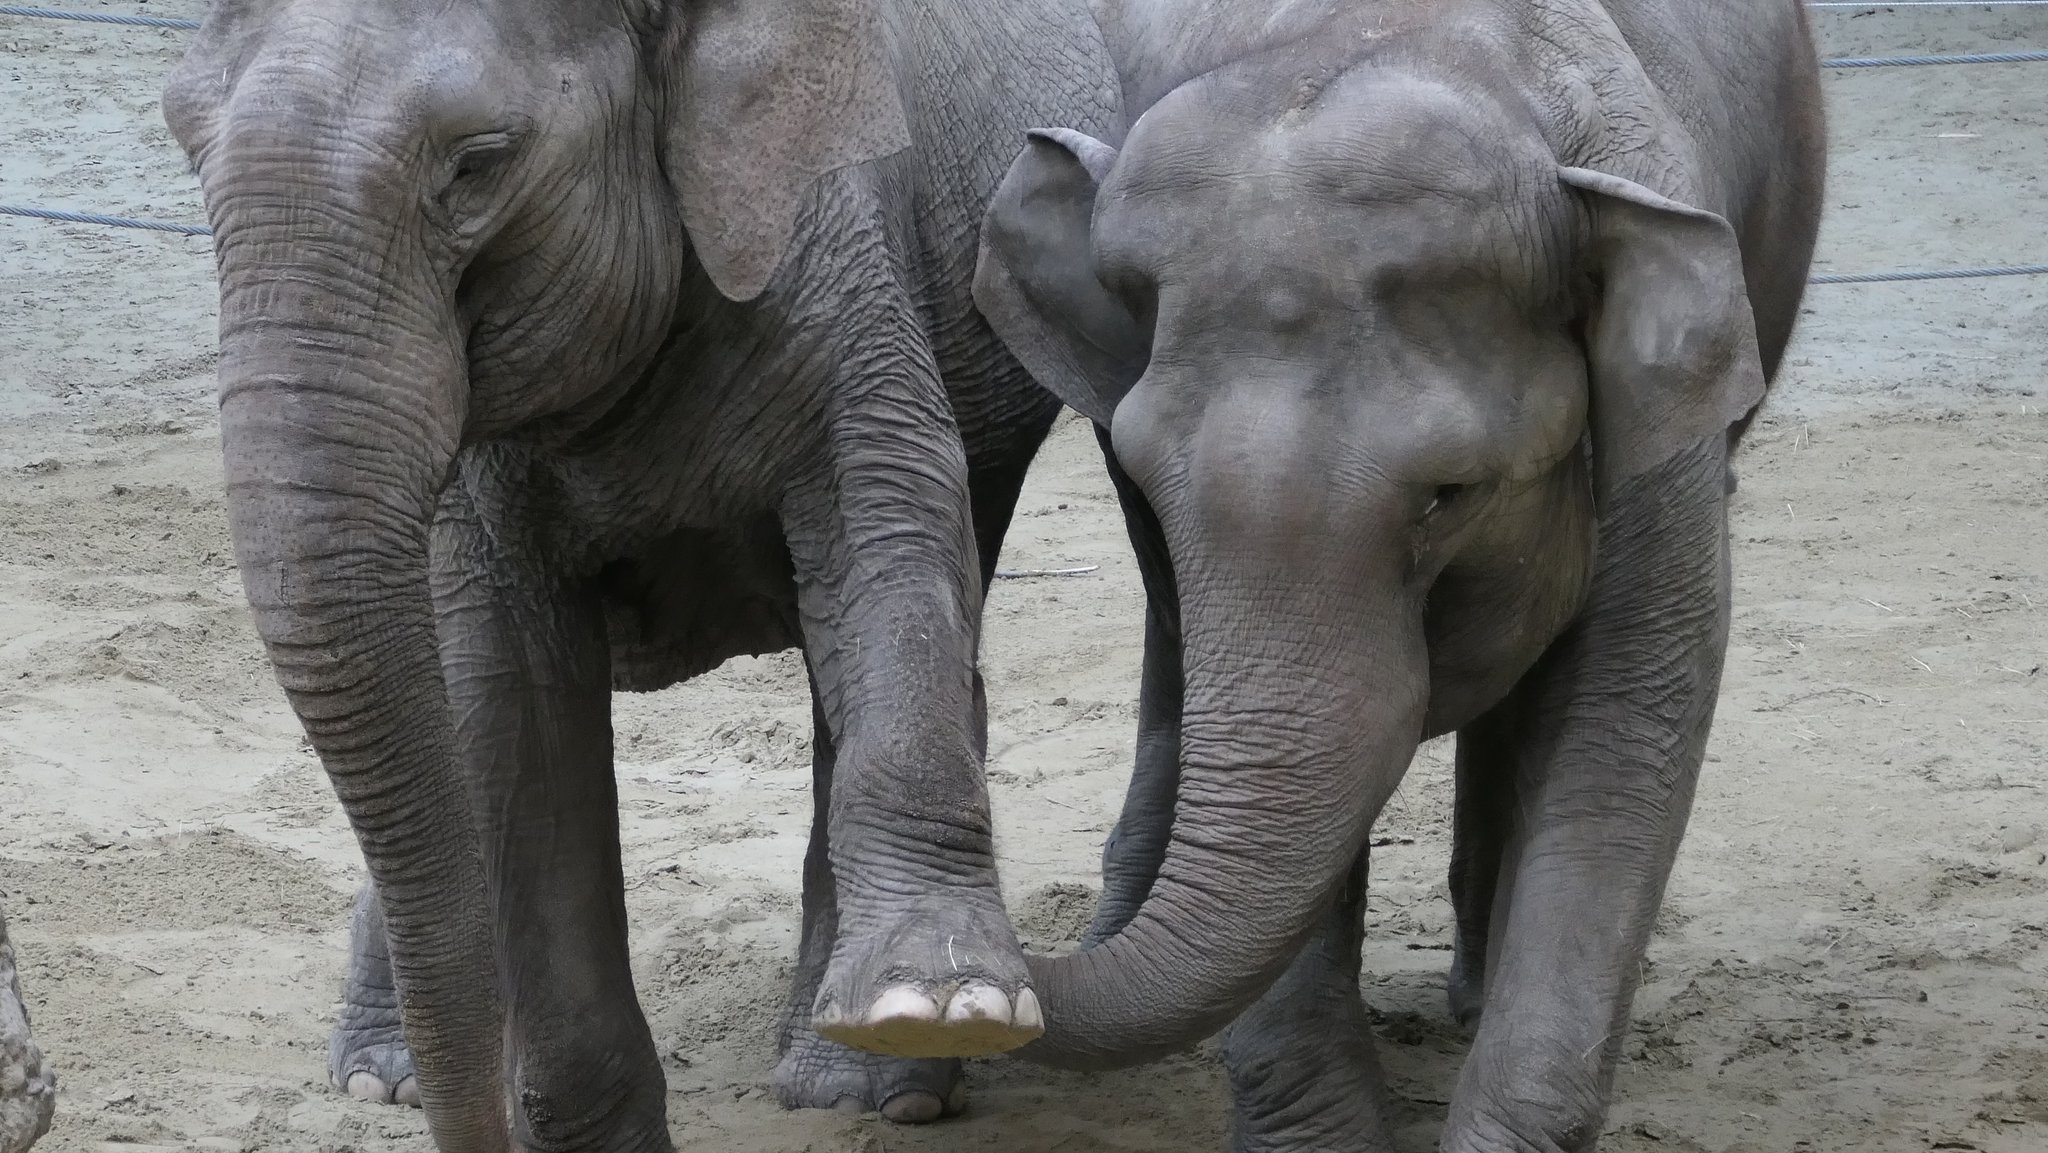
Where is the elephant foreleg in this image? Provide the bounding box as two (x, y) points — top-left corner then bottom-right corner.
(774, 685), (967, 1122)
(1085, 606), (1182, 947)
(1221, 849), (1396, 1153)
(779, 334), (1038, 1061)
(1084, 421), (1182, 948)
(1441, 447), (1730, 1153)
(433, 485), (668, 1153)
(1445, 706), (1523, 1030)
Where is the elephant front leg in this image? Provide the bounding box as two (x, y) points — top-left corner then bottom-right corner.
(774, 692), (967, 1122)
(1084, 424), (1183, 948)
(1222, 850), (1396, 1153)
(1441, 454), (1730, 1153)
(1445, 709), (1521, 1031)
(1084, 606), (1182, 947)
(779, 394), (1038, 1062)
(434, 503), (669, 1152)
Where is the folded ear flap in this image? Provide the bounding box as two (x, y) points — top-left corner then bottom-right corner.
(1559, 167), (1767, 499)
(974, 129), (1149, 427)
(666, 0), (913, 302)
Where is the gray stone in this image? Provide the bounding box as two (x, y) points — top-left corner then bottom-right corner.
(0, 908), (55, 1153)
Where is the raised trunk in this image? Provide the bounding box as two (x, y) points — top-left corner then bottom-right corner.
(213, 175), (508, 1149)
(1023, 428), (1429, 1068)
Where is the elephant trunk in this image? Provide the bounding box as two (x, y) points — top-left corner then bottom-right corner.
(1022, 392), (1428, 1068)
(211, 161), (508, 1148)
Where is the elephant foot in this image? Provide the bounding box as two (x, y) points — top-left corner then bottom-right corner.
(328, 884), (419, 1107)
(1224, 1007), (1399, 1153)
(329, 1023), (419, 1107)
(811, 896), (1040, 1059)
(774, 1023), (965, 1122)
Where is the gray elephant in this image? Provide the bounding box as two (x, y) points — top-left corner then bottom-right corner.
(161, 0), (1121, 1146)
(975, 0), (1823, 1147)
(0, 908), (55, 1153)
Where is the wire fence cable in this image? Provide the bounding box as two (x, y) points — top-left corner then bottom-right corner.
(1810, 263), (2048, 284)
(1810, 1), (2048, 7)
(0, 204), (210, 235)
(6, 204), (2044, 283)
(0, 5), (198, 29)
(1824, 49), (2048, 66)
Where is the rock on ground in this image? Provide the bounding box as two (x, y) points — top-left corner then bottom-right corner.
(0, 909), (54, 1153)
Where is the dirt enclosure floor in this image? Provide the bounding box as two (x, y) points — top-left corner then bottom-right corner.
(3, 3), (2047, 1152)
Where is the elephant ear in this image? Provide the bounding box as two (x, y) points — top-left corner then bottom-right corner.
(1559, 166), (1766, 498)
(666, 0), (912, 302)
(974, 129), (1149, 427)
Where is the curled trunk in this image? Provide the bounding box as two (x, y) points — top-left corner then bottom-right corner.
(1023, 442), (1429, 1068)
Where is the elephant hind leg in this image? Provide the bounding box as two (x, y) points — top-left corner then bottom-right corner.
(328, 884), (420, 1107)
(777, 688), (965, 1122)
(1222, 849), (1397, 1153)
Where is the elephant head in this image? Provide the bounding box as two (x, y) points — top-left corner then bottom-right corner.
(162, 0), (912, 1138)
(974, 65), (1764, 1067)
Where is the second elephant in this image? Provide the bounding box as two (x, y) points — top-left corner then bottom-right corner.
(976, 0), (1824, 1147)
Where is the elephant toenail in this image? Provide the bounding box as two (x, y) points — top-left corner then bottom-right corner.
(943, 983), (1011, 1025)
(880, 1089), (944, 1124)
(1012, 987), (1044, 1031)
(864, 985), (942, 1026)
(392, 1075), (420, 1108)
(343, 1071), (390, 1103)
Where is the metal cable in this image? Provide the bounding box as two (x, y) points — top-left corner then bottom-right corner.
(9, 204), (2042, 284)
(1811, 1), (2048, 7)
(1824, 49), (2048, 65)
(0, 5), (199, 29)
(0, 203), (209, 235)
(1811, 263), (2048, 283)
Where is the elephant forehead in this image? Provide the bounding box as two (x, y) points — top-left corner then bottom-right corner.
(1119, 67), (1521, 197)
(1103, 79), (1558, 291)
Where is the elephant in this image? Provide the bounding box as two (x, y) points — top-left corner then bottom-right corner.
(160, 0), (1121, 1147)
(973, 0), (1824, 1147)
(0, 907), (55, 1153)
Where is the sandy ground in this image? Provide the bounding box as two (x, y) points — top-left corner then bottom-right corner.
(3, 3), (2047, 1151)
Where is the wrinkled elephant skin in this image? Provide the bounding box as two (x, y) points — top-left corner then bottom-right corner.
(975, 0), (1823, 1147)
(160, 0), (1120, 1148)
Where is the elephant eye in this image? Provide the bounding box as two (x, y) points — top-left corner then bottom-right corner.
(448, 133), (519, 184)
(1423, 483), (1466, 518)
